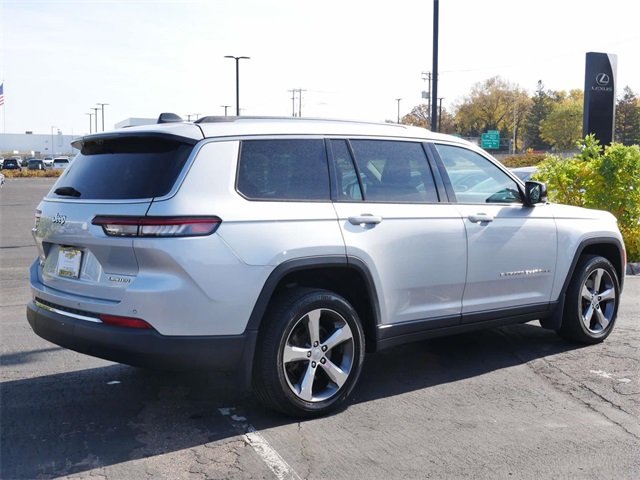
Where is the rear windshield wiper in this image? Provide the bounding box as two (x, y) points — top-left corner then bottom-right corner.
(54, 186), (82, 198)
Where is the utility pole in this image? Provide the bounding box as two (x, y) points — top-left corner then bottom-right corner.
(396, 98), (402, 123)
(288, 89), (307, 117)
(421, 71), (432, 129)
(221, 105), (231, 116)
(85, 113), (92, 134)
(438, 97), (444, 131)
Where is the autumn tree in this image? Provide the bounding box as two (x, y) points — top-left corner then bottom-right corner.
(401, 103), (456, 134)
(615, 86), (640, 146)
(453, 76), (529, 150)
(539, 89), (584, 150)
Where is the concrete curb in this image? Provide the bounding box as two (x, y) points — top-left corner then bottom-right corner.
(626, 263), (640, 276)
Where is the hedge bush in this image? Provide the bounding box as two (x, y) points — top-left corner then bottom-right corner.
(499, 153), (548, 168)
(1, 169), (62, 178)
(533, 135), (640, 262)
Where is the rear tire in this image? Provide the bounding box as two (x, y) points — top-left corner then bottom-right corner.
(557, 255), (620, 344)
(252, 288), (365, 417)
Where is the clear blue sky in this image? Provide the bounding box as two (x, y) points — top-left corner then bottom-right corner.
(1, 0), (638, 136)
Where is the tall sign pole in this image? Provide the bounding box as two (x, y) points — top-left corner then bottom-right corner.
(583, 52), (617, 146)
(430, 0), (439, 132)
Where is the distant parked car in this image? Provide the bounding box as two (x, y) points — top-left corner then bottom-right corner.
(510, 166), (538, 182)
(2, 158), (20, 170)
(28, 159), (46, 170)
(0, 172), (5, 187)
(0, 157), (4, 168)
(11, 155), (23, 167)
(43, 156), (54, 167)
(52, 157), (70, 170)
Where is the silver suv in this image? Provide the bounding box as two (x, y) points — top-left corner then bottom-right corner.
(27, 115), (626, 417)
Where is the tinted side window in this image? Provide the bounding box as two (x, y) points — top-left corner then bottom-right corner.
(349, 140), (438, 203)
(51, 136), (194, 200)
(237, 139), (330, 201)
(434, 144), (522, 204)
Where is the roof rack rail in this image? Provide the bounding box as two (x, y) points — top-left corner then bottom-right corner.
(195, 116), (240, 124)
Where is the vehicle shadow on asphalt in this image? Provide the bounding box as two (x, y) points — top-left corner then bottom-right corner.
(0, 322), (584, 479)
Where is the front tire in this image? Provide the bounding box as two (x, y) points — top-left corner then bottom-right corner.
(557, 255), (620, 344)
(252, 288), (365, 417)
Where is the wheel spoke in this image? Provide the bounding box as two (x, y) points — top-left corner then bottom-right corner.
(582, 303), (595, 326)
(321, 358), (349, 388)
(594, 307), (609, 330)
(591, 269), (604, 293)
(306, 310), (322, 347)
(322, 324), (353, 352)
(298, 362), (317, 402)
(283, 344), (309, 364)
(581, 283), (593, 301)
(599, 287), (616, 302)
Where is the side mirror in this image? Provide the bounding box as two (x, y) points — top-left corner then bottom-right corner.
(524, 181), (548, 206)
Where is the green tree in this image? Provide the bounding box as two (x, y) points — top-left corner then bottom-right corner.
(522, 80), (554, 150)
(615, 86), (640, 146)
(539, 90), (583, 150)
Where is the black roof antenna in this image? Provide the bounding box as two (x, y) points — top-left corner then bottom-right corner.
(157, 113), (184, 124)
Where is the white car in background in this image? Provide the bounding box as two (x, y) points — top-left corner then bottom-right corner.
(52, 157), (70, 170)
(43, 156), (55, 168)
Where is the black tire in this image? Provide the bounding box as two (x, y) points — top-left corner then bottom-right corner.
(252, 287), (365, 417)
(557, 255), (620, 344)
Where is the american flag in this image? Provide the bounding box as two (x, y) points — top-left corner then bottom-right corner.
(0, 83), (4, 106)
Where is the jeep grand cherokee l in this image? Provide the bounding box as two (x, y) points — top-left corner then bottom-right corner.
(27, 115), (625, 417)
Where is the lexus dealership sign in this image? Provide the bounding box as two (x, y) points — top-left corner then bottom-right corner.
(583, 52), (617, 146)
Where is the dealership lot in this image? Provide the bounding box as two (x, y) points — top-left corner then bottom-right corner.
(1, 178), (638, 479)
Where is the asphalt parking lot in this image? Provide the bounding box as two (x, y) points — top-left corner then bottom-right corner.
(1, 177), (639, 480)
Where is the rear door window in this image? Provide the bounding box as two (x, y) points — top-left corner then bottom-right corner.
(50, 136), (194, 200)
(237, 139), (330, 201)
(349, 140), (439, 203)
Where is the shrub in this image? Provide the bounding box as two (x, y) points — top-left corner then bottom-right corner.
(499, 153), (547, 168)
(1, 169), (62, 178)
(534, 135), (640, 262)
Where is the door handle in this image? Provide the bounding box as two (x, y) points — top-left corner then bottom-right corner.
(468, 214), (494, 223)
(348, 215), (382, 226)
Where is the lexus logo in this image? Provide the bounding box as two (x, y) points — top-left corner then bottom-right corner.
(596, 73), (610, 86)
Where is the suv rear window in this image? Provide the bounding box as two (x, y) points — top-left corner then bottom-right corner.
(237, 139), (330, 201)
(51, 136), (194, 200)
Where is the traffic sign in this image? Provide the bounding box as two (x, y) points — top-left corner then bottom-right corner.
(482, 130), (500, 149)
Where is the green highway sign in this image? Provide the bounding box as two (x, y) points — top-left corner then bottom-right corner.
(482, 130), (500, 149)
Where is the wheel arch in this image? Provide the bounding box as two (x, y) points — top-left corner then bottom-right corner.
(542, 237), (625, 331)
(246, 256), (381, 353)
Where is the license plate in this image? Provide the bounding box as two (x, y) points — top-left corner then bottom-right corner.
(57, 249), (82, 278)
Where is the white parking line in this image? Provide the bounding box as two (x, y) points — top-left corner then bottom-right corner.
(219, 407), (302, 480)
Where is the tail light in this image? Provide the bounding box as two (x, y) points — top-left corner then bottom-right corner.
(92, 216), (221, 237)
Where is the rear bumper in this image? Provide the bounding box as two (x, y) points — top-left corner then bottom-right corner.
(26, 300), (258, 386)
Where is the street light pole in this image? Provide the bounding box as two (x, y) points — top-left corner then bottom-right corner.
(91, 107), (100, 133)
(51, 126), (57, 155)
(431, 0), (440, 132)
(221, 105), (231, 116)
(85, 113), (93, 134)
(96, 103), (109, 131)
(224, 55), (250, 116)
(395, 98), (402, 123)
